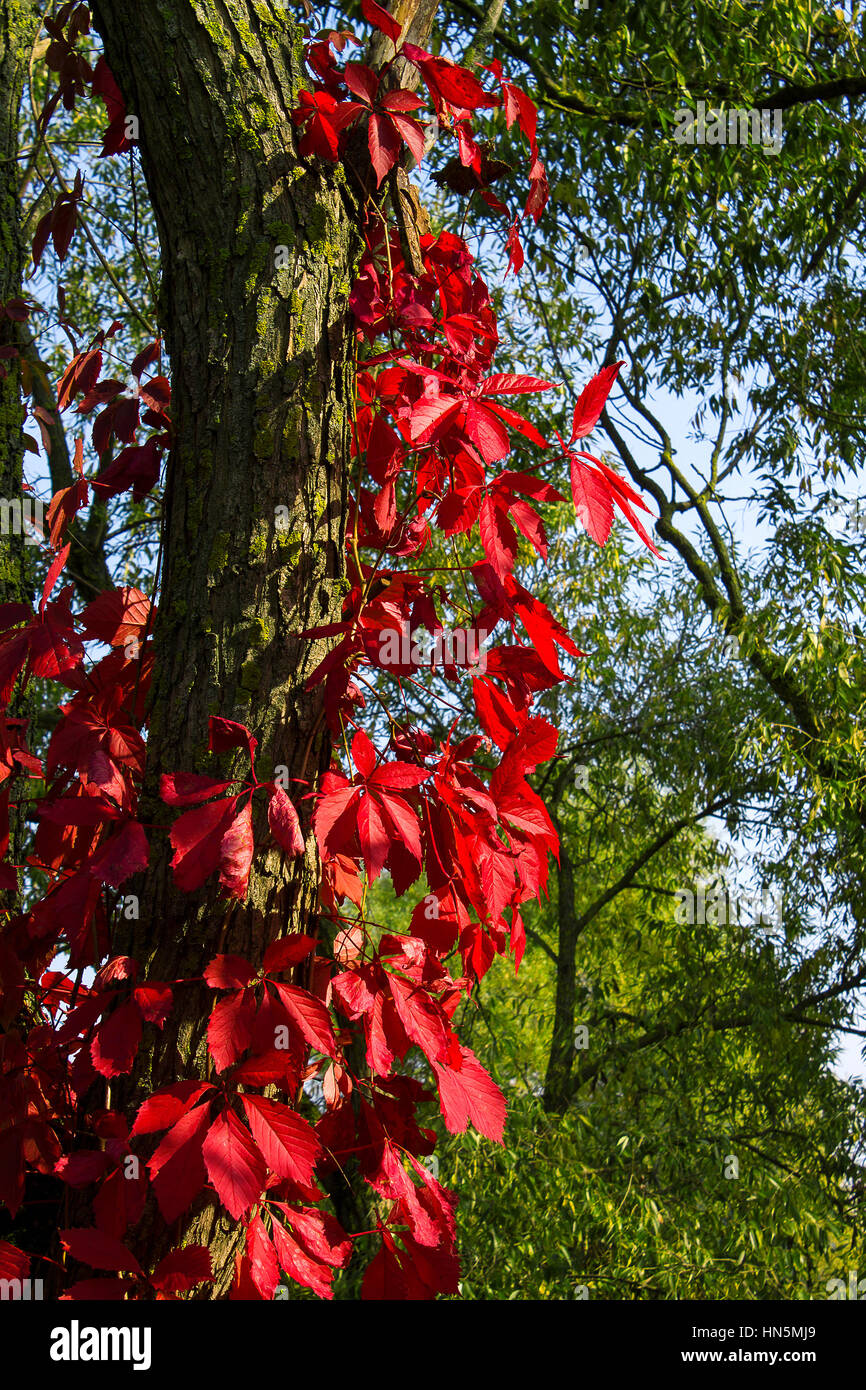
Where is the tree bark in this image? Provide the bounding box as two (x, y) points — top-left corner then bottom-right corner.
(85, 0), (361, 1293)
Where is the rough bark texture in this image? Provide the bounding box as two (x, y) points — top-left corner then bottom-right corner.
(85, 0), (362, 1293)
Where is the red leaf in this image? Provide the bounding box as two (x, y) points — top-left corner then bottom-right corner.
(232, 1049), (300, 1089)
(357, 794), (390, 882)
(93, 1165), (146, 1240)
(161, 771), (234, 806)
(485, 400), (549, 450)
(262, 935), (317, 973)
(61, 1278), (129, 1300)
(378, 791), (422, 864)
(219, 799), (254, 899)
(368, 761), (429, 790)
(377, 1143), (439, 1246)
(204, 954), (255, 990)
(276, 1205), (352, 1268)
(388, 974), (449, 1065)
(313, 780), (361, 860)
(0, 1240), (29, 1281)
(343, 62), (379, 105)
(351, 728), (377, 778)
(149, 1102), (211, 1224)
(408, 394), (460, 445)
(132, 1081), (212, 1137)
(610, 490), (662, 556)
(463, 400), (510, 464)
(41, 545), (71, 614)
(292, 90), (351, 160)
(271, 1217), (335, 1299)
(509, 715), (558, 772)
(80, 587), (152, 646)
(404, 47), (498, 113)
(241, 1095), (321, 1186)
(150, 1246), (214, 1293)
(207, 989), (255, 1072)
(139, 375), (170, 412)
(32, 209), (53, 268)
(487, 196), (515, 255)
(496, 468), (565, 503)
(432, 1044), (507, 1142)
(569, 361), (625, 442)
(525, 159), (550, 223)
(388, 112), (427, 166)
(52, 198), (79, 263)
(590, 456), (662, 555)
(368, 111), (402, 186)
(132, 989), (173, 1034)
(208, 715), (258, 762)
(569, 455), (614, 546)
(88, 819), (149, 888)
(168, 797), (236, 892)
(202, 1109), (267, 1221)
(472, 677), (524, 749)
(91, 1000), (142, 1078)
(509, 497), (547, 559)
(267, 785), (305, 857)
(502, 81), (538, 149)
(246, 1214), (280, 1299)
(361, 0), (402, 41)
(130, 340), (161, 379)
(54, 1152), (109, 1186)
(272, 982), (338, 1058)
(59, 1227), (142, 1275)
(46, 477), (88, 548)
(479, 496), (518, 580)
(481, 374), (556, 396)
(361, 1236), (406, 1299)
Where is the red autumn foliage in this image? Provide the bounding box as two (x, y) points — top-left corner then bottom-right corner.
(0, 0), (660, 1302)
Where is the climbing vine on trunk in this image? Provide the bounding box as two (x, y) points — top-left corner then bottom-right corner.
(0, 0), (657, 1300)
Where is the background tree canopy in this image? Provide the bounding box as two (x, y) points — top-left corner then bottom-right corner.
(2, 0), (865, 1302)
(373, 0), (866, 1299)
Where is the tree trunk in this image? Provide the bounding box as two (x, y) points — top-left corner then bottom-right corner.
(86, 0), (361, 1293)
(543, 812), (578, 1113)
